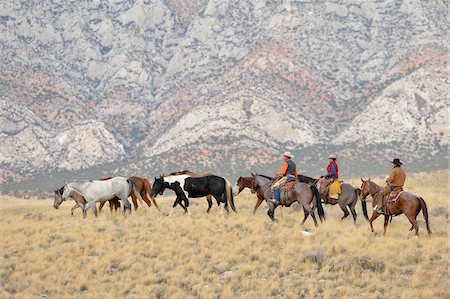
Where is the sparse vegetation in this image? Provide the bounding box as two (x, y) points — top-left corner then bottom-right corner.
(0, 171), (448, 298)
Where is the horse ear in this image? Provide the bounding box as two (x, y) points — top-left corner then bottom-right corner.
(251, 172), (255, 176)
(361, 178), (364, 183)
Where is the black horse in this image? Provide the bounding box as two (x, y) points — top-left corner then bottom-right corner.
(151, 174), (236, 216)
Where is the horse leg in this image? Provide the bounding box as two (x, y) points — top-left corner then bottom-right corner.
(108, 201), (114, 214)
(92, 203), (98, 218)
(405, 214), (419, 236)
(339, 202), (350, 220)
(300, 207), (309, 225)
(71, 203), (79, 216)
(183, 197), (191, 216)
(300, 200), (318, 226)
(267, 204), (277, 222)
(98, 201), (105, 213)
(383, 215), (389, 236)
(83, 202), (94, 219)
(141, 191), (152, 208)
(369, 212), (380, 233)
(130, 191), (138, 211)
(206, 195), (213, 213)
(253, 197), (264, 215)
(349, 204), (357, 224)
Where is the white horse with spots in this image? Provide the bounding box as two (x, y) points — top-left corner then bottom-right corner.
(54, 177), (143, 218)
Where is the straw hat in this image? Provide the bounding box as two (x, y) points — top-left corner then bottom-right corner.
(328, 154), (337, 159)
(282, 151), (294, 159)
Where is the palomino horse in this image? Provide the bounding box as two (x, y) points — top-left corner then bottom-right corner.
(54, 188), (121, 216)
(316, 180), (369, 223)
(235, 174), (321, 215)
(251, 174), (325, 226)
(98, 176), (161, 212)
(53, 177), (142, 218)
(151, 174), (236, 216)
(165, 170), (218, 213)
(360, 178), (431, 236)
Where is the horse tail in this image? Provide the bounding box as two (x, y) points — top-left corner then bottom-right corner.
(127, 178), (143, 209)
(225, 178), (237, 213)
(418, 197), (432, 235)
(356, 188), (369, 221)
(311, 185), (325, 222)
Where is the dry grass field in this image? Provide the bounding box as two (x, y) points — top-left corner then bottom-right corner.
(0, 171), (448, 298)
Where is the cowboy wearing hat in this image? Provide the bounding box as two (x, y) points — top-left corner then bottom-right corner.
(374, 158), (406, 213)
(270, 151), (298, 204)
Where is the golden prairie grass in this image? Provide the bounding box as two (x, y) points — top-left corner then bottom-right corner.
(0, 171), (448, 298)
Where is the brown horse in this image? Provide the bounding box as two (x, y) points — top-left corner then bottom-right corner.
(360, 178), (431, 236)
(165, 170), (220, 213)
(234, 176), (267, 215)
(252, 174), (325, 226)
(98, 176), (160, 212)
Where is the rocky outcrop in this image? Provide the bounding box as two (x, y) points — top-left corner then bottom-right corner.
(0, 0), (447, 189)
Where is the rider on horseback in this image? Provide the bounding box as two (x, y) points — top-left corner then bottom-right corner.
(318, 154), (339, 203)
(374, 158), (406, 214)
(270, 151), (298, 204)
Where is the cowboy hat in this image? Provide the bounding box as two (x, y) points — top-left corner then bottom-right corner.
(282, 151), (294, 158)
(391, 158), (403, 165)
(328, 154), (337, 159)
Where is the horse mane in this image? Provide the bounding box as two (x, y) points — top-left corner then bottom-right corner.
(166, 170), (192, 176)
(256, 174), (273, 180)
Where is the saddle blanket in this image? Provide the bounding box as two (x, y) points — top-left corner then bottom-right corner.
(329, 180), (342, 199)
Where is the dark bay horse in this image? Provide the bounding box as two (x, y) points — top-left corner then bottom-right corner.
(151, 174), (236, 216)
(316, 181), (369, 223)
(98, 176), (161, 212)
(235, 174), (320, 215)
(360, 178), (431, 236)
(251, 174), (325, 226)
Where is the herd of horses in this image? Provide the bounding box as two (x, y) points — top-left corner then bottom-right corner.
(53, 170), (431, 236)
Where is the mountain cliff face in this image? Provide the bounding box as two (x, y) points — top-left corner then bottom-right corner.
(0, 0), (447, 191)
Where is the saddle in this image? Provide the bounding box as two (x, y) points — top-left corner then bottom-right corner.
(271, 179), (296, 203)
(387, 187), (403, 202)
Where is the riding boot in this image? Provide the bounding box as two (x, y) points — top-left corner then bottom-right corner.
(270, 188), (280, 204)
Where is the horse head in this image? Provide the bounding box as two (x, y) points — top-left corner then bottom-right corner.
(53, 186), (65, 209)
(151, 177), (168, 197)
(360, 178), (376, 205)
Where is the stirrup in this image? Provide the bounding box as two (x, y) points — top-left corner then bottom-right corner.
(373, 205), (383, 214)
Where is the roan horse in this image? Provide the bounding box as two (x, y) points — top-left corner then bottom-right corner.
(316, 180), (369, 223)
(360, 178), (431, 236)
(251, 174), (325, 226)
(54, 188), (122, 216)
(151, 174), (236, 216)
(98, 176), (161, 212)
(53, 177), (142, 218)
(234, 174), (323, 215)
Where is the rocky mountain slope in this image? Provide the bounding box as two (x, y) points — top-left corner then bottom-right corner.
(0, 0), (448, 192)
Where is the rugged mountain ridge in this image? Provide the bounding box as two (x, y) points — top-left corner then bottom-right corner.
(0, 0), (448, 192)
